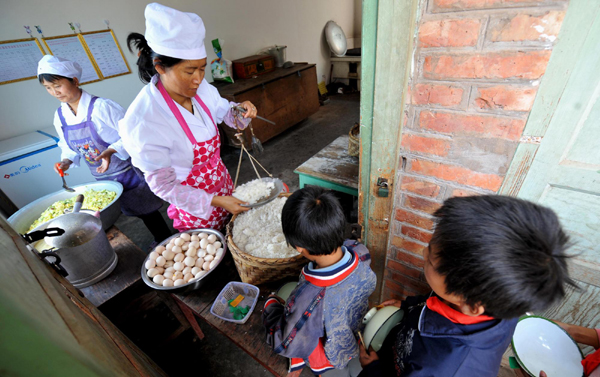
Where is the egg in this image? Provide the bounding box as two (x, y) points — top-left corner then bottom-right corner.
(155, 267), (165, 274)
(202, 261), (211, 270)
(147, 268), (160, 278)
(172, 246), (183, 254)
(186, 248), (197, 257)
(163, 271), (174, 279)
(190, 241), (200, 249)
(200, 238), (208, 249)
(174, 253), (185, 263)
(195, 270), (208, 279)
(145, 259), (156, 270)
(182, 266), (192, 275)
(198, 250), (207, 258)
(154, 245), (166, 254)
(164, 261), (174, 268)
(192, 267), (201, 275)
(173, 271), (183, 280)
(180, 233), (191, 241)
(209, 259), (218, 269)
(191, 235), (200, 242)
(204, 254), (214, 262)
(216, 248), (224, 259)
(155, 256), (166, 267)
(207, 234), (217, 243)
(162, 279), (174, 287)
(184, 256), (196, 267)
(153, 274), (165, 285)
(182, 243), (189, 251)
(164, 244), (173, 252)
(184, 273), (194, 282)
(199, 232), (209, 239)
(148, 251), (160, 260)
(206, 244), (216, 255)
(165, 266), (175, 273)
(213, 241), (222, 250)
(174, 238), (184, 246)
(173, 279), (186, 287)
(163, 250), (175, 261)
(173, 262), (184, 271)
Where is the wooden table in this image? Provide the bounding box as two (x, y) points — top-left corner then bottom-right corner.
(80, 226), (147, 307)
(173, 255), (301, 377)
(294, 135), (359, 196)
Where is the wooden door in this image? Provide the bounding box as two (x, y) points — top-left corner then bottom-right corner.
(502, 0), (600, 331)
(0, 216), (166, 376)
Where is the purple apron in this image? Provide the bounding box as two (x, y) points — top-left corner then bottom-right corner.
(58, 96), (162, 216)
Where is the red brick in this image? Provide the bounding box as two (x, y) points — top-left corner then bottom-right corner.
(474, 86), (538, 112)
(404, 195), (442, 215)
(395, 209), (435, 230)
(488, 11), (565, 43)
(412, 83), (464, 107)
(451, 188), (481, 197)
(401, 134), (450, 157)
(433, 0), (558, 11)
(401, 176), (441, 198)
(409, 159), (504, 191)
(419, 19), (481, 47)
(386, 270), (431, 294)
(391, 236), (426, 256)
(423, 51), (551, 80)
(381, 286), (408, 302)
(384, 279), (422, 298)
(395, 249), (426, 268)
(388, 259), (424, 280)
(401, 225), (434, 244)
(419, 111), (525, 141)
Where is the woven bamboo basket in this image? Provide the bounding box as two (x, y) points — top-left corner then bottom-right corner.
(226, 193), (307, 285)
(348, 122), (360, 157)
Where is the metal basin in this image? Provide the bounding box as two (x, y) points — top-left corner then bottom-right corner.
(7, 181), (123, 234)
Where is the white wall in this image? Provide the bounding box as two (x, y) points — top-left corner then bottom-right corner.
(0, 0), (361, 140)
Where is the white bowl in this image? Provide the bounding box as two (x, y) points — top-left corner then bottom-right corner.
(363, 306), (404, 352)
(512, 316), (584, 377)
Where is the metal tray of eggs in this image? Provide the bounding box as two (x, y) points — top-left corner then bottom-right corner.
(141, 228), (226, 292)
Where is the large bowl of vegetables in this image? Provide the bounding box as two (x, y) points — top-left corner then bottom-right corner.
(8, 181), (123, 234)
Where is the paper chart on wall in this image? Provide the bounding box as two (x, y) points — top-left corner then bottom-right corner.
(81, 30), (130, 79)
(0, 38), (46, 85)
(43, 35), (101, 84)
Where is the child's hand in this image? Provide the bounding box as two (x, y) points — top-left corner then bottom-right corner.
(359, 342), (379, 367)
(380, 299), (402, 308)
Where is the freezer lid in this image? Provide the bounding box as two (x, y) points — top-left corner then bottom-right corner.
(0, 129), (58, 163)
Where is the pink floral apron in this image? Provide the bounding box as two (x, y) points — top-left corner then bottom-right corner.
(157, 80), (233, 231)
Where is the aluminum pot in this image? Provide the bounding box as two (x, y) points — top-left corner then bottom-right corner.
(42, 211), (118, 288)
(7, 181), (123, 234)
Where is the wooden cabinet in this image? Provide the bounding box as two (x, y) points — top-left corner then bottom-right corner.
(213, 64), (320, 148)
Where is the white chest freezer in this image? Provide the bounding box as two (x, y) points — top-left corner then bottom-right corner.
(0, 127), (95, 213)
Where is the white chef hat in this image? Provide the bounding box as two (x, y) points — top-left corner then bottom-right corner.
(144, 3), (207, 60)
(37, 55), (83, 81)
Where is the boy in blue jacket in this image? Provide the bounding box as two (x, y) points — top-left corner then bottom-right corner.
(262, 187), (377, 376)
(359, 195), (575, 377)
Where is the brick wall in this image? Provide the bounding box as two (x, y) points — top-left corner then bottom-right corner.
(384, 0), (569, 301)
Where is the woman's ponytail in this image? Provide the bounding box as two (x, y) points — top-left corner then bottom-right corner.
(127, 32), (184, 84)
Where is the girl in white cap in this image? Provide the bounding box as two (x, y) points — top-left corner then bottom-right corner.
(38, 55), (172, 245)
(120, 3), (259, 232)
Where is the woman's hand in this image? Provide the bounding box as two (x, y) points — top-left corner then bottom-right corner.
(95, 148), (116, 174)
(54, 159), (73, 174)
(359, 342), (379, 367)
(211, 195), (251, 215)
(239, 101), (258, 119)
(380, 299), (402, 308)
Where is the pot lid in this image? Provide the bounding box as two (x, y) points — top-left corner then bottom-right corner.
(45, 212), (102, 248)
(325, 21), (347, 57)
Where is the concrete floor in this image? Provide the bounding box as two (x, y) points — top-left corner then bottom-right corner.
(111, 92), (360, 376)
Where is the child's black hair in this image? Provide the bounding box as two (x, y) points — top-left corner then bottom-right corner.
(127, 32), (183, 84)
(281, 186), (346, 256)
(431, 195), (575, 319)
(38, 74), (74, 84)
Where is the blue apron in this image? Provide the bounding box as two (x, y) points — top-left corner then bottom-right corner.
(58, 96), (162, 216)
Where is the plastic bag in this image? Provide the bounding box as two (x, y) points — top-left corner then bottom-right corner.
(211, 39), (234, 83)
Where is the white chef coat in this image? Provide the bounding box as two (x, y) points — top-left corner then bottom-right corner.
(53, 90), (128, 167)
(119, 74), (231, 181)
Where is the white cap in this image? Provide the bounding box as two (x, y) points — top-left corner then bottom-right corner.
(144, 3), (207, 60)
(37, 55), (83, 81)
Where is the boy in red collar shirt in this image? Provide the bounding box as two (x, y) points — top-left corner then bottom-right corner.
(359, 195), (575, 377)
